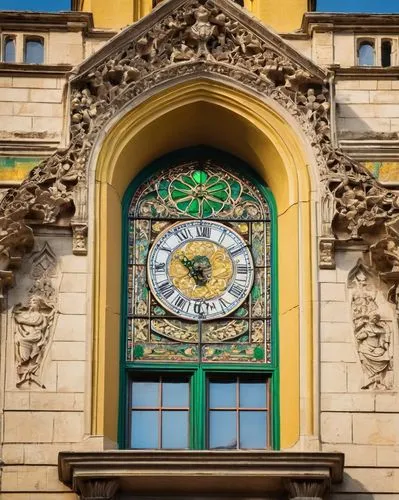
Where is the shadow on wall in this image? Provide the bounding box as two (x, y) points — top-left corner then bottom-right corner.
(331, 472), (376, 499)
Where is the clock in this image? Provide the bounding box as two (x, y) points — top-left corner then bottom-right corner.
(147, 220), (254, 321)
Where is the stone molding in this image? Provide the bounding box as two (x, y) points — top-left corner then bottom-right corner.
(58, 450), (344, 499)
(0, 0), (398, 309)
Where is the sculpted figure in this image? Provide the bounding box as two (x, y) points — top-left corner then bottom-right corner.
(13, 295), (55, 388)
(353, 312), (392, 390)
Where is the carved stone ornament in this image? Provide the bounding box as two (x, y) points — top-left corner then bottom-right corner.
(12, 242), (58, 389)
(0, 0), (398, 305)
(348, 260), (393, 390)
(76, 478), (119, 500)
(284, 478), (328, 499)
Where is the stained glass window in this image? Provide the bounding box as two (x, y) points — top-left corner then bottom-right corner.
(122, 149), (277, 450)
(126, 154), (273, 365)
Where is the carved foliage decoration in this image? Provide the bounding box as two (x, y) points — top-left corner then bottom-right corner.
(13, 242), (59, 389)
(348, 260), (393, 390)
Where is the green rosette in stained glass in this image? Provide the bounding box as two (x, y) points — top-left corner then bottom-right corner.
(169, 170), (231, 218)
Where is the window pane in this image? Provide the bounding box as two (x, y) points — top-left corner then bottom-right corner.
(131, 410), (158, 448)
(239, 411), (267, 449)
(240, 380), (267, 408)
(209, 380), (236, 408)
(209, 410), (236, 449)
(358, 42), (374, 66)
(162, 411), (189, 448)
(25, 39), (44, 64)
(4, 38), (15, 63)
(162, 380), (189, 407)
(132, 381), (158, 407)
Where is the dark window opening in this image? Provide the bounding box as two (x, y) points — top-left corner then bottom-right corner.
(3, 36), (16, 63)
(381, 40), (392, 68)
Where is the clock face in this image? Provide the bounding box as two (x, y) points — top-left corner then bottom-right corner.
(147, 220), (254, 321)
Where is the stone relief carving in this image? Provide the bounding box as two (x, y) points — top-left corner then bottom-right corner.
(0, 0), (397, 313)
(348, 260), (393, 390)
(12, 242), (58, 389)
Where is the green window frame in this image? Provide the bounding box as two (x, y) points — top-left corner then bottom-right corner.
(119, 147), (279, 450)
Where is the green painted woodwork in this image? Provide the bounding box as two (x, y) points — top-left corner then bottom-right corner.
(119, 147), (279, 450)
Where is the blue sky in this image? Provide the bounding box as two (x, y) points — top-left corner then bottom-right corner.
(316, 0), (398, 12)
(0, 0), (70, 10)
(0, 0), (397, 12)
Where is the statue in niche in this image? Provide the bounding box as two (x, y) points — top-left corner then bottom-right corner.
(348, 261), (393, 390)
(13, 242), (58, 389)
(13, 290), (56, 388)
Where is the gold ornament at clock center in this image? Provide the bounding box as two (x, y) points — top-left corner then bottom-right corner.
(168, 241), (234, 300)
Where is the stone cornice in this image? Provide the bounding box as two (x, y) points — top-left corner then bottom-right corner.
(0, 11), (116, 38)
(0, 62), (72, 76)
(301, 12), (399, 34)
(58, 450), (344, 498)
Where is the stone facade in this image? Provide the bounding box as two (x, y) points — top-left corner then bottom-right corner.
(0, 2), (398, 500)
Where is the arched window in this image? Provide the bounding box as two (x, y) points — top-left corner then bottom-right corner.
(24, 37), (44, 64)
(120, 148), (278, 450)
(358, 40), (375, 66)
(3, 36), (16, 63)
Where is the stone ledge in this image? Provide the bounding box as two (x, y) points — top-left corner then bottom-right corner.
(58, 451), (344, 498)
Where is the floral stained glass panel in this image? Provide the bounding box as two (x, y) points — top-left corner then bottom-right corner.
(126, 156), (272, 364)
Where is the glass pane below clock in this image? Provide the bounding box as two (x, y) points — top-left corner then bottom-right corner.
(162, 380), (189, 408)
(131, 410), (158, 449)
(209, 411), (237, 449)
(209, 380), (236, 408)
(132, 381), (158, 407)
(239, 411), (267, 449)
(161, 411), (189, 449)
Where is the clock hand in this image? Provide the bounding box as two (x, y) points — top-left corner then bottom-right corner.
(179, 254), (212, 286)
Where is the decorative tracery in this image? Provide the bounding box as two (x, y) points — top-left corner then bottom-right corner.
(126, 154), (273, 364)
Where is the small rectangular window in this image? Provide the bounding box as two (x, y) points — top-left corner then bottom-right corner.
(207, 375), (270, 450)
(3, 36), (16, 63)
(381, 40), (392, 68)
(129, 374), (190, 449)
(24, 37), (44, 64)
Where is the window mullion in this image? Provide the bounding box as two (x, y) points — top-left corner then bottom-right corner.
(191, 367), (206, 449)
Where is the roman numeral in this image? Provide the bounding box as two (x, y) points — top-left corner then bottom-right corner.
(229, 283), (245, 299)
(160, 245), (172, 253)
(155, 262), (165, 273)
(176, 228), (192, 242)
(218, 230), (227, 244)
(236, 265), (248, 275)
(173, 295), (188, 310)
(219, 297), (230, 311)
(196, 225), (211, 238)
(158, 281), (174, 299)
(229, 245), (245, 258)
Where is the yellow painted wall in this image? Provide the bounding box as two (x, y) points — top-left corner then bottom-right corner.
(245, 0), (308, 33)
(90, 79), (317, 449)
(81, 0), (307, 32)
